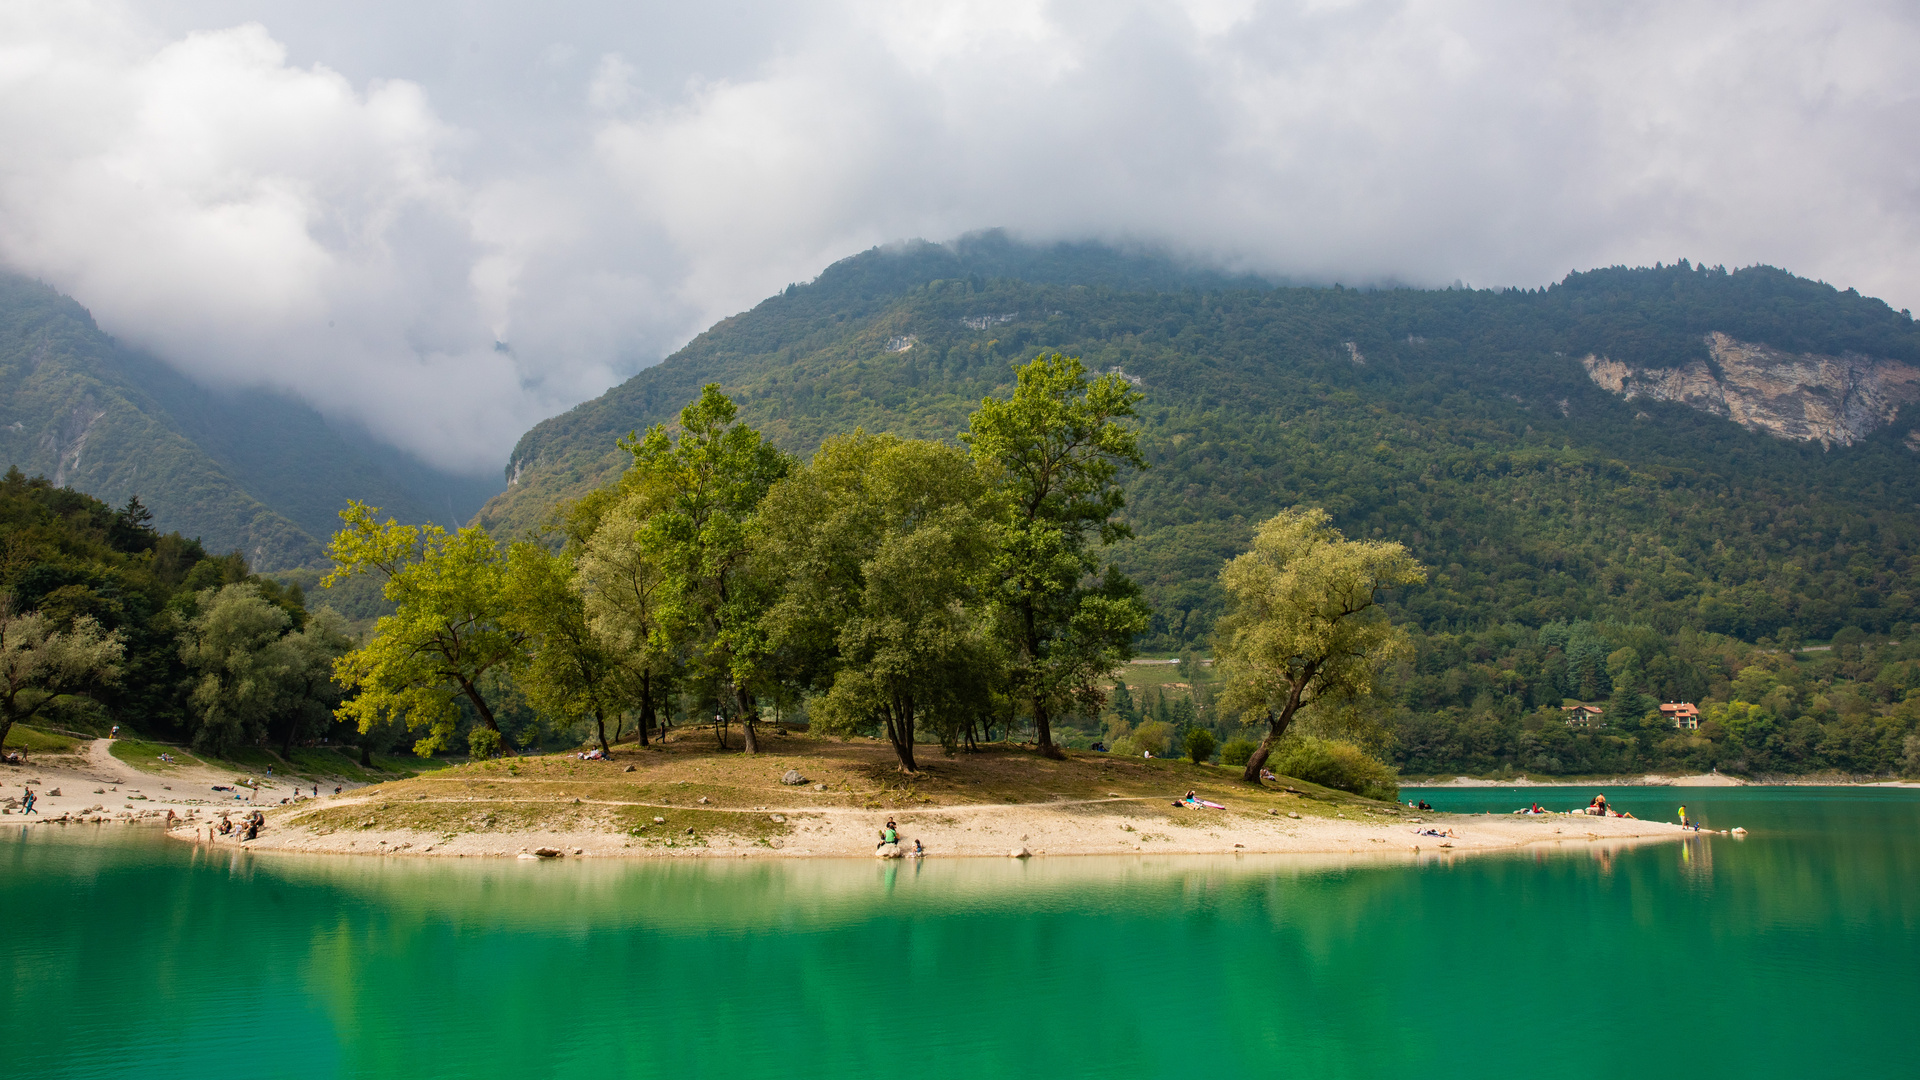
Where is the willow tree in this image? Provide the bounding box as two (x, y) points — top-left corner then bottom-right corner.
(325, 503), (522, 756)
(575, 498), (675, 746)
(760, 432), (1001, 772)
(0, 607), (123, 752)
(1215, 508), (1427, 784)
(963, 353), (1149, 756)
(614, 386), (790, 753)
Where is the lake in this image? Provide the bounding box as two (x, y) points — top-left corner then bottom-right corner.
(4, 786), (1915, 1078)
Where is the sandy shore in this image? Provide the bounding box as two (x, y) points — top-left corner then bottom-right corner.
(1, 738), (351, 827)
(172, 793), (1694, 861)
(8, 738), (1709, 861)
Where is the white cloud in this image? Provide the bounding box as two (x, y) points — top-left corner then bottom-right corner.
(3, 0), (1919, 473)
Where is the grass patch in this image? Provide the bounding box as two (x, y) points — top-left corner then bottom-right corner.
(271, 730), (1394, 841)
(3, 725), (85, 755)
(108, 738), (202, 772)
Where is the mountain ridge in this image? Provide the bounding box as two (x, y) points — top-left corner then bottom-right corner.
(478, 241), (1920, 649)
(0, 273), (502, 568)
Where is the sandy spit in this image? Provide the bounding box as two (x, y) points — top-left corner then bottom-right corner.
(169, 796), (1695, 861)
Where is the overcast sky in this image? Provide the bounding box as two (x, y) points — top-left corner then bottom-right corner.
(2, 1), (1916, 473)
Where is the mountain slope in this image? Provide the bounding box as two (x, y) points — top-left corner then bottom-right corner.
(0, 274), (501, 567)
(483, 240), (1920, 647)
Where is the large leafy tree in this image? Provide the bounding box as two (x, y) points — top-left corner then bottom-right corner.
(1215, 508), (1427, 783)
(0, 606), (123, 751)
(761, 432), (1001, 771)
(325, 503), (523, 756)
(504, 542), (632, 757)
(575, 495), (676, 746)
(615, 386), (791, 753)
(179, 583), (352, 757)
(963, 353), (1150, 756)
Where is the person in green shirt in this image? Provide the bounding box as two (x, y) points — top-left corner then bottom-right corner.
(877, 819), (899, 849)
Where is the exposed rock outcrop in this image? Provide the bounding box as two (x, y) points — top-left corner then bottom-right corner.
(1582, 332), (1920, 448)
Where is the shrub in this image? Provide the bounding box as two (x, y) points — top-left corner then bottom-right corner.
(467, 727), (503, 760)
(1269, 735), (1399, 801)
(1184, 727), (1217, 764)
(1220, 738), (1258, 767)
(1131, 721), (1173, 758)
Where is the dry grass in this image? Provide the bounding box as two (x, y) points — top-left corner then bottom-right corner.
(275, 726), (1400, 845)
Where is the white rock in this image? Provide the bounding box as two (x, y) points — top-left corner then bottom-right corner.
(875, 843), (902, 859)
(1010, 847), (1031, 859)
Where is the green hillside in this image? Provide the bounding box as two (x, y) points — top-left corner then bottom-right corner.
(484, 235), (1920, 647)
(0, 274), (501, 568)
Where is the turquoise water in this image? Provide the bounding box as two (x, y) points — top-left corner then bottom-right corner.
(4, 786), (1916, 1079)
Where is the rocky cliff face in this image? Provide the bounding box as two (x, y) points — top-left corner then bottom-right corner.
(1583, 332), (1920, 448)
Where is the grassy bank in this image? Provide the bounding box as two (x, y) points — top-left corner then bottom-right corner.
(275, 728), (1402, 852)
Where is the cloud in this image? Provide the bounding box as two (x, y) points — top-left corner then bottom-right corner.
(3, 1), (1919, 472)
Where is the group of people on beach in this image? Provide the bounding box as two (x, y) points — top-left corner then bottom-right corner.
(213, 810), (264, 841)
(875, 819), (925, 858)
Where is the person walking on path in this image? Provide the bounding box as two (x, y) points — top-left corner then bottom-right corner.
(22, 788), (36, 814)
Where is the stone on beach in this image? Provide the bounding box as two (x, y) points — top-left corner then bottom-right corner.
(782, 770), (808, 785)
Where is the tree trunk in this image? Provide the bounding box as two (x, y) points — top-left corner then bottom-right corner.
(458, 677), (517, 755)
(742, 716), (760, 754)
(636, 674), (653, 746)
(884, 697), (917, 772)
(1240, 704), (1300, 783)
(360, 743), (373, 767)
(1033, 701), (1064, 759)
(713, 712), (728, 750)
(594, 712), (612, 756)
(0, 715), (14, 753)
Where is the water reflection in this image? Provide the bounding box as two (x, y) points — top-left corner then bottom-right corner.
(5, 792), (1918, 1080)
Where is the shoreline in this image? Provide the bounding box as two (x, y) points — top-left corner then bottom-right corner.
(8, 737), (1731, 862)
(157, 797), (1699, 861)
(1407, 773), (1920, 788)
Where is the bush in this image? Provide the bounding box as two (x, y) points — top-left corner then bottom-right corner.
(1269, 736), (1399, 801)
(1184, 727), (1218, 764)
(1220, 738), (1258, 767)
(467, 726), (503, 760)
(1130, 720), (1173, 757)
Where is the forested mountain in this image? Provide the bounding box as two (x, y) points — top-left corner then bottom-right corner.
(0, 274), (501, 569)
(486, 233), (1920, 647)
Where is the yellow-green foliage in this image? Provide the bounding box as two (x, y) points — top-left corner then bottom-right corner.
(1269, 736), (1400, 802)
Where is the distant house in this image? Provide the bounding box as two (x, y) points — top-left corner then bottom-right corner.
(1561, 704), (1605, 728)
(1660, 702), (1702, 730)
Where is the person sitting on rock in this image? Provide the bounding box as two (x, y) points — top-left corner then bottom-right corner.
(877, 819), (898, 849)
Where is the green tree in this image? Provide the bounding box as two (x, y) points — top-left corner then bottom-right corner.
(1216, 508), (1427, 783)
(1109, 681), (1140, 724)
(761, 432), (1001, 771)
(575, 498), (676, 747)
(963, 353), (1150, 756)
(179, 583), (349, 757)
(0, 606), (123, 751)
(504, 543), (631, 757)
(614, 386), (791, 753)
(324, 502), (523, 756)
(1184, 725), (1217, 764)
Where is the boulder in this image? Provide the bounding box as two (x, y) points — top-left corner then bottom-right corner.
(623, 765), (636, 773)
(517, 852), (539, 860)
(769, 814), (786, 823)
(814, 783), (828, 791)
(47, 788), (60, 797)
(781, 769), (808, 785)
(531, 847), (562, 858)
(875, 843), (902, 859)
(652, 816), (666, 824)
(1010, 847), (1032, 859)
(1287, 812), (1300, 819)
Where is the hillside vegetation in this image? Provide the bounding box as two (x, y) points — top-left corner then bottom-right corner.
(479, 235), (1920, 779)
(0, 273), (501, 569)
